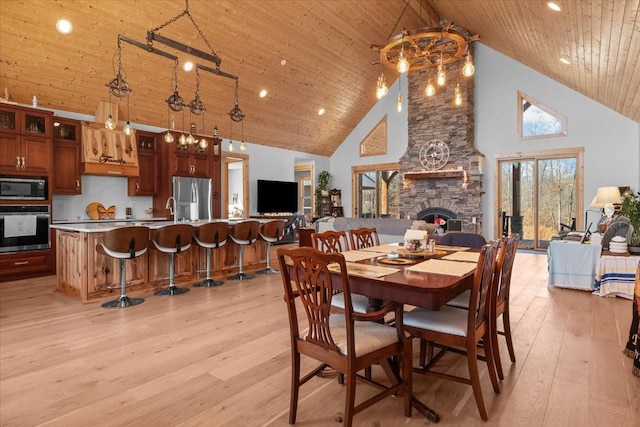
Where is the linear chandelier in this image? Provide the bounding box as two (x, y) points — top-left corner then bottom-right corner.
(104, 0), (243, 148)
(371, 1), (479, 103)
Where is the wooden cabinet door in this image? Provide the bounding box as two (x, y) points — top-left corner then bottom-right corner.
(0, 133), (21, 171)
(52, 141), (81, 194)
(191, 152), (210, 177)
(174, 150), (193, 175)
(128, 131), (158, 196)
(21, 135), (51, 174)
(52, 119), (81, 194)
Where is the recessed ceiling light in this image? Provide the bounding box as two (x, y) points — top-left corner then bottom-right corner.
(259, 89), (267, 98)
(56, 19), (73, 35)
(280, 59), (287, 66)
(560, 57), (571, 65)
(547, 2), (561, 12)
(183, 61), (194, 72)
(318, 108), (325, 116)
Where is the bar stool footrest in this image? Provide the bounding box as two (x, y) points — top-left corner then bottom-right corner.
(256, 267), (280, 275)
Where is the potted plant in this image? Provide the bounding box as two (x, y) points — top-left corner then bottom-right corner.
(618, 190), (640, 253)
(315, 170), (331, 216)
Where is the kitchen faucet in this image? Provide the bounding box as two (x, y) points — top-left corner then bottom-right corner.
(165, 196), (177, 223)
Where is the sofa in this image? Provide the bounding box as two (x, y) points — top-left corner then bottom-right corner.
(315, 217), (438, 244)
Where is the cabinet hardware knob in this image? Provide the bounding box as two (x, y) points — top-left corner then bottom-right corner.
(16, 156), (20, 168)
(76, 180), (80, 190)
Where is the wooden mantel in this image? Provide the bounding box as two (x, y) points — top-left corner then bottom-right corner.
(403, 170), (464, 179)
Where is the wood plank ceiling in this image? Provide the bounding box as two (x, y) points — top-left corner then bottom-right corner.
(0, 1), (638, 157)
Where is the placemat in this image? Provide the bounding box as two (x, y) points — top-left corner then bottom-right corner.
(360, 244), (400, 253)
(327, 262), (400, 278)
(435, 245), (470, 251)
(442, 251), (480, 263)
(340, 250), (379, 262)
(406, 259), (477, 276)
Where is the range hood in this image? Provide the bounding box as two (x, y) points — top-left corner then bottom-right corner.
(81, 122), (139, 177)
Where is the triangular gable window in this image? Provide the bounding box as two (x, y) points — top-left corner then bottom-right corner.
(518, 91), (567, 140)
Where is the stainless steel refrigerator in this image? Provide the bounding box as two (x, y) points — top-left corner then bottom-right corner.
(172, 176), (212, 221)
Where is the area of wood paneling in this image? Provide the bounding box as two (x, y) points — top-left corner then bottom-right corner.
(0, 1), (637, 157)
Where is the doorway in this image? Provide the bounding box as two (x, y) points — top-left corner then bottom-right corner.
(223, 152), (249, 218)
(496, 148), (584, 250)
(294, 163), (314, 218)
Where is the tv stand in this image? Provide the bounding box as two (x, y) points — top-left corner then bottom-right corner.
(250, 214), (303, 244)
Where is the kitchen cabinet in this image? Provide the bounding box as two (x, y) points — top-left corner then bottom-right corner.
(52, 118), (82, 194)
(0, 249), (55, 281)
(128, 131), (158, 196)
(173, 141), (211, 177)
(0, 105), (53, 175)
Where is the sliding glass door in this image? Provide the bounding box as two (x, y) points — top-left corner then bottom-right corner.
(497, 149), (583, 250)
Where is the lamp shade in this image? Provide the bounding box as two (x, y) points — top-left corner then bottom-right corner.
(590, 186), (621, 208)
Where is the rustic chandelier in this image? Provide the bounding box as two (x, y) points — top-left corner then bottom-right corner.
(371, 1), (479, 102)
(104, 0), (243, 148)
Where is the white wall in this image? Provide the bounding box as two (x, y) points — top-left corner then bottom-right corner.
(222, 142), (329, 216)
(53, 176), (153, 221)
(326, 44), (639, 237)
(330, 73), (409, 217)
(474, 44), (639, 237)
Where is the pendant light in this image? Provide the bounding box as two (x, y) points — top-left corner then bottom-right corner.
(396, 34), (410, 74)
(239, 120), (246, 151)
(462, 53), (475, 77)
(123, 95), (133, 136)
(199, 113), (208, 149)
(178, 110), (187, 146)
(164, 109), (175, 143)
(227, 116), (234, 152)
(105, 92), (116, 130)
(454, 83), (462, 106)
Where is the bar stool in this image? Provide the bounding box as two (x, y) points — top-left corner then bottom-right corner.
(257, 219), (286, 275)
(193, 221), (228, 287)
(97, 226), (150, 308)
(227, 220), (260, 280)
(151, 224), (193, 296)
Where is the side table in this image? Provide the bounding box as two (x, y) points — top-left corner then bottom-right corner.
(547, 240), (602, 290)
(594, 252), (640, 299)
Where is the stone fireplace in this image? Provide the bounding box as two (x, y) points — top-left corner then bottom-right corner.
(399, 56), (485, 233)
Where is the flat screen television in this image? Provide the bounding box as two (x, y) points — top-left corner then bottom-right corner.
(257, 179), (299, 214)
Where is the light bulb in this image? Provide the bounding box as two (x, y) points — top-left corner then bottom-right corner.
(123, 122), (132, 136)
(396, 54), (410, 74)
(462, 54), (475, 77)
(105, 115), (115, 130)
(437, 64), (446, 86)
(179, 134), (187, 145)
(396, 93), (403, 112)
(454, 84), (462, 106)
(186, 134), (195, 145)
(228, 141), (234, 152)
(199, 137), (208, 149)
(164, 131), (174, 143)
(240, 141), (246, 151)
(425, 80), (436, 97)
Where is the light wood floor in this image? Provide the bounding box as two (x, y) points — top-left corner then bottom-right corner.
(1, 249), (638, 426)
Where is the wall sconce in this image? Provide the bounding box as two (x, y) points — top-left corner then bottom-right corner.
(462, 170), (469, 189)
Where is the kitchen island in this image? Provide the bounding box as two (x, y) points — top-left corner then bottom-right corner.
(51, 220), (269, 303)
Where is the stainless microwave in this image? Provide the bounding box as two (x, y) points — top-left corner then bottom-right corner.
(0, 176), (48, 200)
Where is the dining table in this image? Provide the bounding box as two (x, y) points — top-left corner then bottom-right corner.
(326, 243), (481, 423)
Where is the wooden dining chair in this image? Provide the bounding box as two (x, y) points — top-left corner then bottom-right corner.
(277, 247), (412, 427)
(403, 240), (501, 421)
(445, 233), (519, 380)
(311, 230), (369, 314)
(349, 227), (380, 250)
(440, 232), (487, 248)
(311, 229), (350, 253)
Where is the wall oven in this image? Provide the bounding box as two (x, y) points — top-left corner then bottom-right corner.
(0, 176), (48, 201)
(0, 205), (50, 253)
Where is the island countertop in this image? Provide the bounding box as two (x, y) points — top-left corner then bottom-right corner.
(50, 218), (253, 233)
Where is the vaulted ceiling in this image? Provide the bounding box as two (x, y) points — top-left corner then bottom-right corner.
(0, 1), (638, 156)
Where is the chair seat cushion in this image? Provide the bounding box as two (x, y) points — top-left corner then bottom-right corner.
(445, 290), (471, 309)
(404, 306), (468, 337)
(331, 293), (370, 314)
(322, 314), (400, 357)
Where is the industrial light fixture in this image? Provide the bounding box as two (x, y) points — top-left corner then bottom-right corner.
(164, 110), (175, 143)
(396, 75), (403, 112)
(371, 2), (479, 101)
(227, 116), (234, 152)
(375, 56), (389, 100)
(105, 0), (244, 144)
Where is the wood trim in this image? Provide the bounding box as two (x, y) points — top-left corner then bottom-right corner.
(351, 162), (400, 218)
(517, 90), (568, 141)
(403, 170), (464, 179)
(223, 152), (249, 219)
